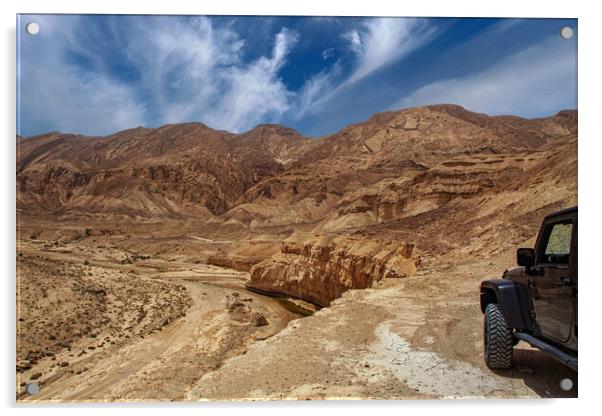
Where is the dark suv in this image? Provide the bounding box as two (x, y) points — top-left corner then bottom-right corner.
(480, 207), (577, 370)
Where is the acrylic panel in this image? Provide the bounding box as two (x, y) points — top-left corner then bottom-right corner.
(16, 14), (578, 402)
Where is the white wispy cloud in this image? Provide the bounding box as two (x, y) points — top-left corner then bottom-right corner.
(292, 63), (342, 118)
(293, 18), (436, 119)
(321, 47), (335, 60)
(341, 30), (362, 54)
(394, 35), (577, 117)
(344, 18), (435, 85)
(18, 15), (147, 136)
(121, 17), (298, 133)
(19, 16), (299, 135)
(207, 28), (298, 132)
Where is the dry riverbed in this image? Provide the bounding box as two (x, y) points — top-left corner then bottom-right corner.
(16, 239), (299, 402)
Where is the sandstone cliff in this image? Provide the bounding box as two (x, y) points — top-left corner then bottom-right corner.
(247, 234), (420, 306)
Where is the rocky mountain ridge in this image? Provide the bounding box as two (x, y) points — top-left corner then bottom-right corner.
(17, 104), (576, 224)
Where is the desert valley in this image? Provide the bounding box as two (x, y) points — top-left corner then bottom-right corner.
(16, 104), (578, 401)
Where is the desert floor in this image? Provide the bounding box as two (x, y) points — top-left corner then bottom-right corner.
(16, 231), (577, 402)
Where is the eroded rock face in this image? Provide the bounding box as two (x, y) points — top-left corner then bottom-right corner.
(16, 123), (311, 220)
(247, 234), (420, 306)
(17, 106), (576, 225)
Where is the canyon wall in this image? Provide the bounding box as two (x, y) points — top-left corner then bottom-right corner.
(247, 234), (420, 306)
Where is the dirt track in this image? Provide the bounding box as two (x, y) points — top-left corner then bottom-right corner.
(185, 255), (577, 400)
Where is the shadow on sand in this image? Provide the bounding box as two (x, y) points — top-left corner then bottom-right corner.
(491, 342), (577, 398)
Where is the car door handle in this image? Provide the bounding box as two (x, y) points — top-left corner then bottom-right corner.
(558, 277), (574, 286)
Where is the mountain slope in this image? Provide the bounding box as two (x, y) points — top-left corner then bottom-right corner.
(17, 123), (310, 220)
(17, 105), (577, 236)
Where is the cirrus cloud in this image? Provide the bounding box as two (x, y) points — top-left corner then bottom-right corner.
(295, 17), (437, 119)
(18, 15), (299, 135)
(17, 16), (576, 138)
(395, 35), (577, 117)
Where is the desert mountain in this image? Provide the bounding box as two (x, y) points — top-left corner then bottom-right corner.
(17, 104), (577, 281)
(17, 122), (312, 219)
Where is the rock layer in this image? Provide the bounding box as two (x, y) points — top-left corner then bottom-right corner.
(247, 234), (420, 306)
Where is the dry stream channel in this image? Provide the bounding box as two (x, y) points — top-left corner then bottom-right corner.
(17, 240), (305, 402)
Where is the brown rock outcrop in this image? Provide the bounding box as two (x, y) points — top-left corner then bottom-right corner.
(247, 234), (420, 306)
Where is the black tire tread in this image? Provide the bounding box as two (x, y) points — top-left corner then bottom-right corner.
(484, 303), (513, 369)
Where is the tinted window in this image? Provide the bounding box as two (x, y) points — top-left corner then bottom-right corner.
(542, 221), (572, 264)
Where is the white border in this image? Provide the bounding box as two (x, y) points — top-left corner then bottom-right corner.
(4, 0), (584, 18)
(2, 1), (601, 415)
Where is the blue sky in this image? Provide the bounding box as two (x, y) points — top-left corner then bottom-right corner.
(17, 15), (577, 137)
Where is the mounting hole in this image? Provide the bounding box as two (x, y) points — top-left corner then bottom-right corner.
(26, 22), (39, 35)
(26, 382), (39, 395)
(559, 377), (574, 391)
(560, 26), (573, 40)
